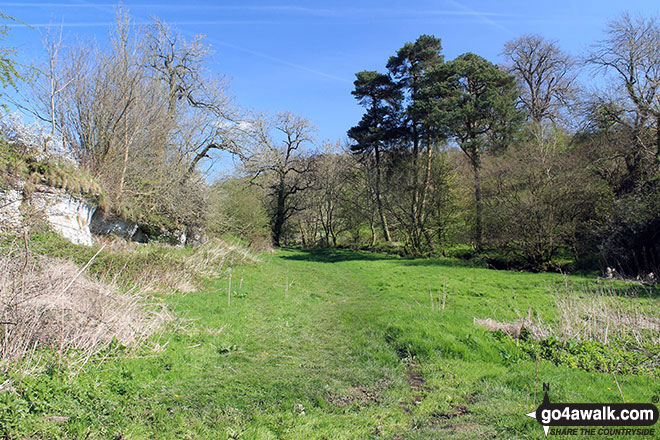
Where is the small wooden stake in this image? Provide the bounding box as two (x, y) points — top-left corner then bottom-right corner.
(612, 372), (625, 402)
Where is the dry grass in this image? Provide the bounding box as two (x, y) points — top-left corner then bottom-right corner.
(475, 282), (660, 347)
(473, 317), (550, 339)
(552, 283), (660, 346)
(0, 227), (265, 378)
(184, 238), (261, 279)
(91, 235), (260, 293)
(0, 232), (261, 374)
(0, 244), (170, 373)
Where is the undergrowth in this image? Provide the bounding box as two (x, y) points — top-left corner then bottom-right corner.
(0, 144), (103, 203)
(476, 281), (660, 377)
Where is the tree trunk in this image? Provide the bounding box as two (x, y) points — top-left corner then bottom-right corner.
(419, 142), (435, 251)
(411, 127), (420, 245)
(298, 220), (306, 247)
(473, 161), (483, 253)
(45, 68), (56, 153)
(374, 143), (391, 242)
(272, 183), (286, 247)
(656, 114), (660, 163)
(118, 118), (129, 202)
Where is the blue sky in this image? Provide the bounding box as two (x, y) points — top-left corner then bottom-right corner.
(1, 1), (659, 152)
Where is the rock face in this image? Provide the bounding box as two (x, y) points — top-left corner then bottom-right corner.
(90, 210), (139, 240)
(0, 184), (24, 231)
(90, 210), (190, 246)
(1, 183), (96, 246)
(2, 182), (200, 247)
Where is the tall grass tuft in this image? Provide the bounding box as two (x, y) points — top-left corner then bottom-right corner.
(0, 244), (170, 374)
(476, 282), (660, 348)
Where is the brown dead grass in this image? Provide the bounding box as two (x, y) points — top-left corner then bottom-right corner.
(473, 317), (550, 339)
(0, 246), (170, 371)
(0, 232), (260, 373)
(184, 238), (261, 280)
(475, 282), (660, 347)
(92, 235), (260, 293)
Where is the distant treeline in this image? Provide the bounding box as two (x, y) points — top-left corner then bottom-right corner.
(1, 10), (658, 275)
(242, 13), (659, 276)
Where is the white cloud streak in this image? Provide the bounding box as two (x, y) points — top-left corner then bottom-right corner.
(444, 0), (513, 35)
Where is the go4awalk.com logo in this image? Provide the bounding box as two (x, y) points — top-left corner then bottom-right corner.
(525, 385), (659, 437)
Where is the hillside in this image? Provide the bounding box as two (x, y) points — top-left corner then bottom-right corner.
(3, 248), (658, 439)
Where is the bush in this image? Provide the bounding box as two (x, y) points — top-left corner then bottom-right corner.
(601, 181), (660, 277)
(209, 178), (270, 241)
(0, 241), (168, 372)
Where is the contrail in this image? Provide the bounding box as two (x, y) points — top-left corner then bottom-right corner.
(1, 2), (513, 19)
(205, 37), (351, 84)
(445, 0), (513, 35)
(7, 20), (283, 28)
(5, 1), (510, 82)
(65, 0), (352, 83)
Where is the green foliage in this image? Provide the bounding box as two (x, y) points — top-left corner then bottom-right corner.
(425, 52), (521, 163)
(3, 248), (657, 438)
(493, 332), (660, 377)
(601, 180), (660, 275)
(482, 133), (614, 271)
(209, 177), (270, 241)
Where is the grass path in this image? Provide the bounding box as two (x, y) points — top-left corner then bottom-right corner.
(6, 248), (660, 439)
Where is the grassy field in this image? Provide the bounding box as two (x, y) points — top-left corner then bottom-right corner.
(2, 247), (659, 439)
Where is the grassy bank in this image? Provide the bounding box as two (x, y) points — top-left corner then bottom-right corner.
(1, 248), (658, 439)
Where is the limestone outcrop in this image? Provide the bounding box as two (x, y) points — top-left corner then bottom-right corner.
(1, 182), (96, 246)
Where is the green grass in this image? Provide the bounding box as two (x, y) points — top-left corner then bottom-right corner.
(2, 248), (659, 439)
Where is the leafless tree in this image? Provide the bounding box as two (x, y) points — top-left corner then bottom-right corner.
(502, 34), (577, 142)
(242, 111), (317, 246)
(144, 19), (243, 178)
(586, 13), (660, 163)
(302, 141), (353, 247)
(7, 25), (73, 154)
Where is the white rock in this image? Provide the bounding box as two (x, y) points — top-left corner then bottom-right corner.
(90, 210), (138, 239)
(0, 184), (24, 231)
(28, 185), (96, 246)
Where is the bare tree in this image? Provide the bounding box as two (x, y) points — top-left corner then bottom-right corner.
(145, 19), (243, 178)
(7, 25), (73, 154)
(502, 34), (577, 142)
(304, 141), (353, 247)
(242, 111), (317, 246)
(586, 13), (660, 163)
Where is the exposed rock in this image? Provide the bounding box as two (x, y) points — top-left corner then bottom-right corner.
(2, 182), (193, 248)
(1, 182), (96, 246)
(132, 227), (149, 243)
(90, 210), (190, 246)
(0, 183), (24, 232)
(90, 210), (138, 240)
(185, 226), (207, 247)
(140, 223), (187, 246)
(28, 185), (96, 246)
